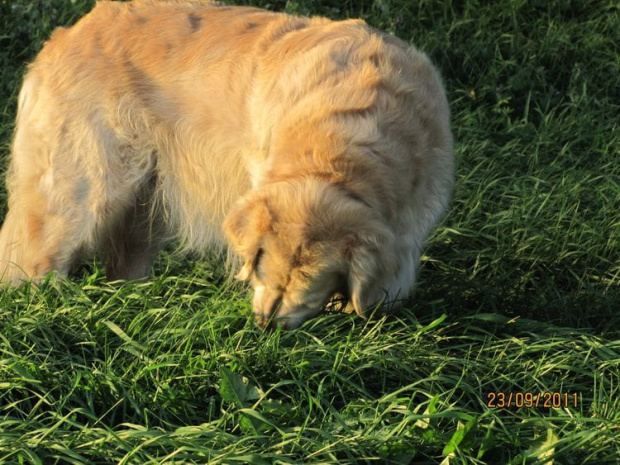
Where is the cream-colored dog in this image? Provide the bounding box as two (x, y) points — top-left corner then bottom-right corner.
(0, 0), (454, 329)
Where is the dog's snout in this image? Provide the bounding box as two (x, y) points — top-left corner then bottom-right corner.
(253, 287), (283, 330)
(255, 302), (324, 331)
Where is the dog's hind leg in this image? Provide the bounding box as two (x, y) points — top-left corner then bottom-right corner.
(0, 140), (158, 287)
(0, 74), (156, 287)
(0, 162), (103, 287)
(0, 111), (94, 285)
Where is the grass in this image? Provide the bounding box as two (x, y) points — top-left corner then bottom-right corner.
(0, 0), (619, 463)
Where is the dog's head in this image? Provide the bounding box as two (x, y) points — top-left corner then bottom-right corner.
(224, 180), (395, 330)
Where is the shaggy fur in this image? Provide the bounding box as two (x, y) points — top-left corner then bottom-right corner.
(0, 0), (454, 329)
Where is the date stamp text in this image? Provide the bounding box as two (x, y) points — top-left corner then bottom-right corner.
(485, 392), (579, 409)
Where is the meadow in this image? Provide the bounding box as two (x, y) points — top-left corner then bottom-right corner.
(0, 0), (618, 463)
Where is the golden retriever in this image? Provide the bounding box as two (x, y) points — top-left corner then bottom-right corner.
(0, 0), (454, 329)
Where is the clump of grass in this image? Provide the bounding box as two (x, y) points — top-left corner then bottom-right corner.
(1, 0), (619, 463)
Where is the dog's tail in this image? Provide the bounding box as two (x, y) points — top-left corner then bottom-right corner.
(0, 72), (44, 288)
(0, 206), (31, 286)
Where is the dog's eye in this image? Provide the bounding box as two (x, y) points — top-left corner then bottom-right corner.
(298, 268), (312, 280)
(253, 247), (265, 278)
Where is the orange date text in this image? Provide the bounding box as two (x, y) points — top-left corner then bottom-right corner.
(485, 392), (579, 409)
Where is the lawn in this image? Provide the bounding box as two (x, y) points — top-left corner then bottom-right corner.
(0, 0), (618, 463)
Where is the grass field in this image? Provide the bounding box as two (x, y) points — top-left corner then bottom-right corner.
(0, 0), (619, 463)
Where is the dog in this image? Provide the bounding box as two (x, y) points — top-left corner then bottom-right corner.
(0, 0), (454, 329)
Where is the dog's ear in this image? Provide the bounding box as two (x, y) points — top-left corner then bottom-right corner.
(223, 196), (271, 281)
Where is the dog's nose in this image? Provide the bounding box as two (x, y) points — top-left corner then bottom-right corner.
(254, 313), (271, 331)
(254, 312), (281, 331)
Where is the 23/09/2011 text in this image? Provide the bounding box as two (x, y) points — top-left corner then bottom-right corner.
(485, 392), (579, 409)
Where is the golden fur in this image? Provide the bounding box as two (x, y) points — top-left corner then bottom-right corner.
(0, 0), (454, 329)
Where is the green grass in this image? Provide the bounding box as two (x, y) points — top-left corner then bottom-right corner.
(1, 0), (619, 463)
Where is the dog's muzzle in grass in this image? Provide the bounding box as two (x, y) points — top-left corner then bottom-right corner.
(254, 303), (321, 331)
(252, 285), (326, 330)
(254, 291), (352, 330)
